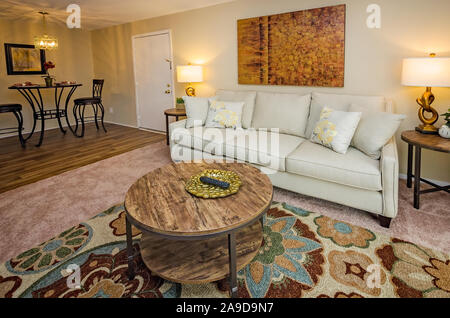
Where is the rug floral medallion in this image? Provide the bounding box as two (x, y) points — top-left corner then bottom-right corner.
(0, 202), (448, 298)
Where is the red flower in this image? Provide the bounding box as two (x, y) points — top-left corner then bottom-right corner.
(44, 61), (55, 71)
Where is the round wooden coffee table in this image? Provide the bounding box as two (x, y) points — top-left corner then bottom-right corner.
(124, 162), (273, 297)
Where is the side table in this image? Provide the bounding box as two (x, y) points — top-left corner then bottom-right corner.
(164, 108), (186, 145)
(401, 130), (450, 209)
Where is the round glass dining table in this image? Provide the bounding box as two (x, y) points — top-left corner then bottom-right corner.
(8, 83), (82, 147)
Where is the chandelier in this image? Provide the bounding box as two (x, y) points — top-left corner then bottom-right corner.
(34, 12), (58, 50)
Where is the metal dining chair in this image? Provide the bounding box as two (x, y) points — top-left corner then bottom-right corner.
(0, 103), (25, 147)
(73, 79), (107, 137)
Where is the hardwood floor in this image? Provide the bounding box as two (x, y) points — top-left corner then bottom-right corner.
(0, 123), (166, 194)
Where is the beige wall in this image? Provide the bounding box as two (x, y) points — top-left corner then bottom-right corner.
(0, 19), (94, 134)
(93, 0), (449, 182)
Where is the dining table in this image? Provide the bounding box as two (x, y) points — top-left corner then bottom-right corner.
(8, 83), (82, 147)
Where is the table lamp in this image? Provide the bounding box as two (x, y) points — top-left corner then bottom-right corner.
(401, 53), (450, 134)
(176, 64), (203, 96)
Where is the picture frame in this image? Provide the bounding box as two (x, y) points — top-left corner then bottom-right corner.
(4, 43), (46, 75)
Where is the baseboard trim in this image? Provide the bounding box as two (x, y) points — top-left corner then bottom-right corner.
(0, 131), (18, 139)
(138, 127), (166, 135)
(1, 121), (166, 139)
(104, 121), (166, 135)
(103, 120), (137, 129)
(399, 173), (448, 187)
(0, 123), (70, 139)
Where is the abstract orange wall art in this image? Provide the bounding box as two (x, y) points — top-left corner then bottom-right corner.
(238, 4), (346, 87)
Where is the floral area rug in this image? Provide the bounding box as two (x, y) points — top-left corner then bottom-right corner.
(0, 202), (449, 298)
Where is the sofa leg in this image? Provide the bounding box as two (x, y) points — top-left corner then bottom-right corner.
(378, 215), (392, 228)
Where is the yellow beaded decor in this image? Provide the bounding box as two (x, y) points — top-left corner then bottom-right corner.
(185, 169), (242, 199)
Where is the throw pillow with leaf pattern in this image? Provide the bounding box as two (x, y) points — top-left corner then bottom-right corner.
(204, 100), (244, 129)
(311, 107), (362, 154)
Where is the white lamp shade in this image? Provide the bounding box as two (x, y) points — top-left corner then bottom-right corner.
(401, 57), (450, 87)
(176, 65), (203, 83)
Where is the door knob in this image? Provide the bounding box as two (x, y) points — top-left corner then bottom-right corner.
(165, 89), (171, 94)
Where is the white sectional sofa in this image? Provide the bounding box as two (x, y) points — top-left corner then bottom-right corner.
(169, 90), (399, 228)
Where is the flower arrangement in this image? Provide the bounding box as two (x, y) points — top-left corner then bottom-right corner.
(441, 108), (450, 127)
(42, 61), (55, 86)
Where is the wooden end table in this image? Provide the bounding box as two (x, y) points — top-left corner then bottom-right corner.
(401, 130), (450, 209)
(164, 108), (186, 145)
(124, 162), (273, 297)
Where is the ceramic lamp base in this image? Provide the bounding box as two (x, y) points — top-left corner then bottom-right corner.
(415, 124), (438, 135)
(415, 87), (439, 135)
(185, 86), (195, 96)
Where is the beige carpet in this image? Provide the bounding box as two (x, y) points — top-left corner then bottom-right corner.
(0, 141), (449, 263)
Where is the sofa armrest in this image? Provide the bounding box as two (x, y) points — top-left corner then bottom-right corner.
(169, 119), (187, 143)
(380, 137), (399, 218)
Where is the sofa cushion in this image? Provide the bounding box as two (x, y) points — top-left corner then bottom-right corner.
(215, 90), (257, 129)
(172, 127), (242, 155)
(224, 131), (305, 171)
(349, 103), (406, 159)
(252, 92), (311, 137)
(305, 92), (386, 139)
(183, 96), (211, 128)
(286, 140), (382, 191)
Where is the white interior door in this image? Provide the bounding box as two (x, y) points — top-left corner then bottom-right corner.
(133, 31), (173, 131)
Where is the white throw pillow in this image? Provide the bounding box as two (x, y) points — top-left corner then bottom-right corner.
(310, 107), (362, 154)
(183, 96), (211, 128)
(305, 92), (386, 139)
(349, 104), (406, 159)
(215, 90), (256, 129)
(205, 100), (245, 129)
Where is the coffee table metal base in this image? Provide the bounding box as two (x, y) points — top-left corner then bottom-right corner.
(126, 217), (263, 298)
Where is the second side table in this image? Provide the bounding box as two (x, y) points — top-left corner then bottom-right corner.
(164, 108), (186, 145)
(401, 130), (450, 209)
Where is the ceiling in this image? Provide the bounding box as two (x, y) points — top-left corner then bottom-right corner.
(0, 0), (235, 30)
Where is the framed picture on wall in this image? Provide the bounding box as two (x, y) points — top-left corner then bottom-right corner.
(4, 43), (46, 75)
(238, 4), (346, 87)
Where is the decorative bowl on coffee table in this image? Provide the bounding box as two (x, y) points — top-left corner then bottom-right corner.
(185, 169), (242, 199)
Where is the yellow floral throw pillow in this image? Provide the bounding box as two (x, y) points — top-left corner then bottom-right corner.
(311, 107), (362, 154)
(205, 100), (245, 129)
